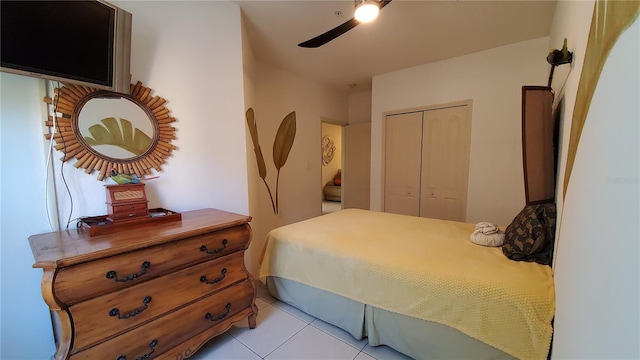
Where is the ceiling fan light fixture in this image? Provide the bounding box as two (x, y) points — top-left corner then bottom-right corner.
(354, 0), (379, 23)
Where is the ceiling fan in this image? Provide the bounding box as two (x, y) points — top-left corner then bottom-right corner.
(298, 0), (393, 48)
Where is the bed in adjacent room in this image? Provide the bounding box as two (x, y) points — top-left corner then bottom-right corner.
(258, 209), (555, 360)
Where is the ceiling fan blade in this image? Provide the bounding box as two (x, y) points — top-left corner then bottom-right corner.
(298, 0), (393, 48)
(379, 0), (392, 10)
(298, 17), (359, 48)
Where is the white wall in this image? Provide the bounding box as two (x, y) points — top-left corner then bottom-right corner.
(371, 37), (550, 225)
(547, 0), (594, 237)
(1, 74), (57, 360)
(1, 2), (247, 358)
(124, 1), (249, 215)
(48, 1), (249, 227)
(551, 5), (639, 359)
(243, 60), (348, 275)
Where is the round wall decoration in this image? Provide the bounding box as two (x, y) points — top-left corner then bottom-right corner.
(321, 135), (336, 166)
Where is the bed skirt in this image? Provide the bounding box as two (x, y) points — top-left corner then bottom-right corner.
(266, 276), (515, 360)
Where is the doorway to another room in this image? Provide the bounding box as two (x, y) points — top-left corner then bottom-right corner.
(321, 122), (343, 214)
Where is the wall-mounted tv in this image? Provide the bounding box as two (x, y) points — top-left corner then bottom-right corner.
(1, 0), (132, 94)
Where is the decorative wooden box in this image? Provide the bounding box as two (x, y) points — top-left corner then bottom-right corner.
(106, 183), (149, 222)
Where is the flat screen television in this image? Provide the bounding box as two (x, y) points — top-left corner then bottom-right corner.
(1, 0), (132, 93)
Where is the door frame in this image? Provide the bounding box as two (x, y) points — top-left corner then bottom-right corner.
(320, 118), (347, 214)
(380, 99), (473, 215)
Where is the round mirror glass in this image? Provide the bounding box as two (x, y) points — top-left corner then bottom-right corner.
(77, 96), (156, 161)
(46, 81), (177, 181)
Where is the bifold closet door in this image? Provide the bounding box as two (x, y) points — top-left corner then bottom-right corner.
(420, 105), (471, 222)
(384, 112), (423, 216)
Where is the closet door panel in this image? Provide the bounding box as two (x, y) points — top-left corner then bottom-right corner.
(420, 106), (471, 221)
(384, 112), (423, 216)
(420, 116), (443, 219)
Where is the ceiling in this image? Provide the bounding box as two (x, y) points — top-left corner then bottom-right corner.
(235, 0), (557, 94)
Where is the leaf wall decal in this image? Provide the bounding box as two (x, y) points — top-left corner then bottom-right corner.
(246, 108), (276, 213)
(272, 111), (296, 213)
(254, 145), (267, 180)
(246, 109), (259, 143)
(273, 111), (296, 171)
(246, 108), (268, 180)
(245, 108), (297, 215)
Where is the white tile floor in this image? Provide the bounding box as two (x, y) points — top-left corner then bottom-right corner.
(322, 201), (342, 215)
(190, 285), (413, 360)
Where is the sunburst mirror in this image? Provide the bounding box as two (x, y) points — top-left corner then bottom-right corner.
(45, 81), (177, 181)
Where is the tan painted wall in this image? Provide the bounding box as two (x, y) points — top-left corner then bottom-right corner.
(348, 90), (372, 124)
(343, 122), (371, 210)
(243, 60), (348, 275)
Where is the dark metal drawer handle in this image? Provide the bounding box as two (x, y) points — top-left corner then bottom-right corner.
(109, 296), (152, 319)
(205, 303), (231, 322)
(200, 239), (228, 254)
(116, 339), (157, 360)
(200, 268), (227, 285)
(106, 261), (151, 282)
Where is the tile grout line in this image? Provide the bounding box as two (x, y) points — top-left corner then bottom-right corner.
(353, 349), (368, 360)
(254, 299), (314, 358)
(227, 299), (275, 359)
(226, 328), (264, 359)
(261, 322), (313, 359)
(268, 298), (370, 356)
(308, 319), (368, 352)
(239, 337), (264, 360)
(271, 302), (369, 355)
(255, 294), (375, 359)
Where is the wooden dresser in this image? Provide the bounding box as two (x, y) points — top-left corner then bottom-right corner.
(29, 208), (257, 360)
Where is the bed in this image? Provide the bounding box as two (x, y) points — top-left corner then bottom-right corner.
(258, 209), (555, 360)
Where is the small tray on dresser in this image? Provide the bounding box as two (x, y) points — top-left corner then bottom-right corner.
(78, 208), (182, 236)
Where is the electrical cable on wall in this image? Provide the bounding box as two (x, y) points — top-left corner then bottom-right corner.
(46, 81), (75, 230)
(44, 81), (58, 231)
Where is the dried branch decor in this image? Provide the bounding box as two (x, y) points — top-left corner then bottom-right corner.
(246, 108), (297, 215)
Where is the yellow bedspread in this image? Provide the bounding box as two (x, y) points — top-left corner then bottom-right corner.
(259, 209), (555, 359)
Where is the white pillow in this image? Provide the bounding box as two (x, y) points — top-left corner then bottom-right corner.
(470, 222), (505, 247)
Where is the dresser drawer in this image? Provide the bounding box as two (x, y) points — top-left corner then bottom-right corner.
(70, 251), (248, 351)
(70, 280), (255, 360)
(54, 224), (250, 304)
(109, 202), (149, 220)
